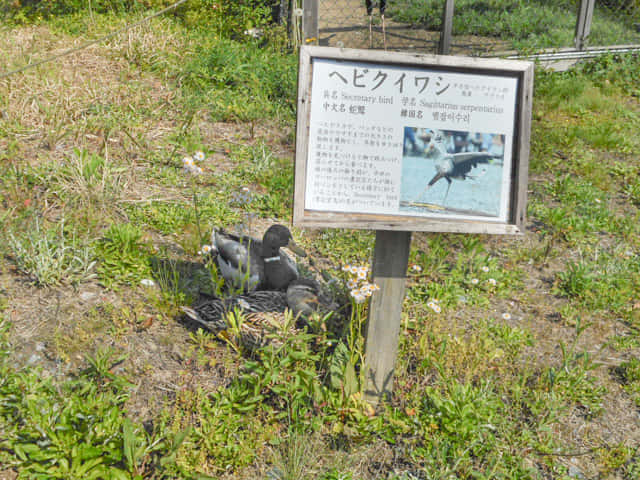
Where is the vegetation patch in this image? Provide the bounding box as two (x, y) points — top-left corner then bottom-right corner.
(1, 3), (640, 479)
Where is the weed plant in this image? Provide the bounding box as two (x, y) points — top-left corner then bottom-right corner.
(7, 218), (96, 287)
(2, 0), (276, 36)
(180, 36), (297, 127)
(0, 321), (185, 478)
(95, 223), (153, 288)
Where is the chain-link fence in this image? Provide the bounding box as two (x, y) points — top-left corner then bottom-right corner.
(586, 1), (640, 48)
(309, 0), (640, 56)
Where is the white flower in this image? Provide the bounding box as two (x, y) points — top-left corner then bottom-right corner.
(140, 279), (155, 287)
(502, 312), (511, 320)
(342, 264), (352, 272)
(347, 279), (358, 289)
(411, 264), (423, 272)
(356, 266), (368, 280)
(471, 278), (479, 285)
(488, 278), (497, 286)
(350, 290), (366, 304)
(360, 283), (378, 297)
(201, 244), (213, 254)
(194, 151), (205, 161)
(182, 155), (203, 175)
(293, 7), (303, 16)
(427, 301), (441, 313)
(481, 266), (489, 273)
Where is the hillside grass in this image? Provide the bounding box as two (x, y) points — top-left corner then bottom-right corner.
(1, 6), (640, 480)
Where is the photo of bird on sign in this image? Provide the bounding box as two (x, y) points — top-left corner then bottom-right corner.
(399, 128), (507, 217)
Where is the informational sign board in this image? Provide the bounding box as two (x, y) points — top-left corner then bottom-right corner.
(294, 46), (534, 234)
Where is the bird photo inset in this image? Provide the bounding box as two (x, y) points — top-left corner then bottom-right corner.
(399, 128), (506, 218)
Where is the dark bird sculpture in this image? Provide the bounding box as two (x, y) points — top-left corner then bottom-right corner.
(210, 224), (306, 292)
(415, 130), (494, 205)
(181, 279), (333, 350)
(365, 0), (387, 49)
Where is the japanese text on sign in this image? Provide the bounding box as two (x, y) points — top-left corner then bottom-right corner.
(305, 58), (518, 222)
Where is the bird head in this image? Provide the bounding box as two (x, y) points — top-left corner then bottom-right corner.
(263, 225), (307, 258)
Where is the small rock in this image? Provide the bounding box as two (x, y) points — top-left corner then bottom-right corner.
(140, 279), (156, 287)
(27, 354), (41, 365)
(170, 345), (184, 362)
(568, 465), (585, 479)
(80, 291), (97, 302)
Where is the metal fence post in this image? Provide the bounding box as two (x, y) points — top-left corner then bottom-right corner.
(575, 0), (595, 50)
(303, 0), (319, 45)
(439, 0), (455, 55)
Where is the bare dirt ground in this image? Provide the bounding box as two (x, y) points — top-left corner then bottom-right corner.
(0, 23), (294, 425)
(317, 0), (509, 54)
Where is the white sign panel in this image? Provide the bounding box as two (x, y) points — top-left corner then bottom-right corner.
(294, 47), (534, 234)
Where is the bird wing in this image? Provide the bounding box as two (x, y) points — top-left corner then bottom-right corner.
(235, 291), (288, 312)
(213, 230), (260, 273)
(449, 152), (493, 175)
(181, 304), (227, 332)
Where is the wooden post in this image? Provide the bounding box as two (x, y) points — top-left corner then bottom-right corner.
(302, 0), (319, 45)
(364, 230), (412, 405)
(439, 0), (455, 55)
(575, 0), (595, 50)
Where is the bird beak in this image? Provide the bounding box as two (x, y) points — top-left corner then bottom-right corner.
(287, 239), (307, 257)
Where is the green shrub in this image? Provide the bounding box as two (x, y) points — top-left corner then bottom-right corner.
(576, 53), (640, 93)
(0, 325), (185, 479)
(95, 223), (153, 288)
(183, 37), (297, 123)
(7, 218), (96, 287)
(1, 0), (277, 33)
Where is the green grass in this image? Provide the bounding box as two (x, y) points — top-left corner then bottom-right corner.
(0, 322), (186, 479)
(388, 0), (640, 50)
(179, 35), (297, 128)
(1, 5), (640, 480)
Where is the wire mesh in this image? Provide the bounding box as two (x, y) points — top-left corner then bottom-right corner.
(589, 1), (640, 47)
(318, 0), (440, 51)
(315, 0), (640, 55)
